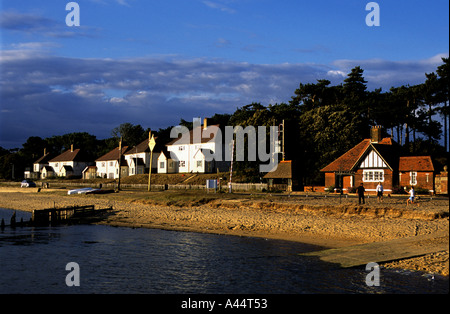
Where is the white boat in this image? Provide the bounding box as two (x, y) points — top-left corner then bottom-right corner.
(67, 187), (99, 195)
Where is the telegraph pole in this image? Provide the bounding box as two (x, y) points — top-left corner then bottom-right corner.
(117, 137), (122, 191)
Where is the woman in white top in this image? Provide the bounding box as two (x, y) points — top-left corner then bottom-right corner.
(376, 182), (383, 203)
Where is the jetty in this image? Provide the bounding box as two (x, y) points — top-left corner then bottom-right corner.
(300, 231), (449, 268)
(1, 205), (113, 228)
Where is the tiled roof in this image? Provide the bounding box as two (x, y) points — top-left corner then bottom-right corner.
(49, 149), (85, 162)
(320, 139), (372, 172)
(320, 137), (397, 173)
(264, 160), (293, 179)
(399, 156), (434, 172)
(96, 146), (129, 162)
(166, 125), (220, 146)
(125, 139), (150, 154)
(124, 136), (163, 155)
(34, 153), (53, 164)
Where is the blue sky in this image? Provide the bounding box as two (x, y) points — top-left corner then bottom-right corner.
(0, 0), (449, 148)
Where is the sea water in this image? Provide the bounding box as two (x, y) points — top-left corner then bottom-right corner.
(0, 208), (447, 294)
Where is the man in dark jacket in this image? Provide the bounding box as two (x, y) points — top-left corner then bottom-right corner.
(357, 183), (365, 204)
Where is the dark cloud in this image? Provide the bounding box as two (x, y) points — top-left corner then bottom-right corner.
(0, 48), (447, 148)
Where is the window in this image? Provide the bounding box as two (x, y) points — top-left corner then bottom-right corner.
(102, 162), (106, 167)
(197, 160), (202, 167)
(178, 146), (185, 151)
(410, 172), (417, 185)
(363, 170), (384, 182)
(179, 161), (185, 167)
(160, 162), (165, 169)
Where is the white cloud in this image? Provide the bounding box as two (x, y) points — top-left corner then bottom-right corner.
(202, 1), (236, 14)
(1, 47), (447, 147)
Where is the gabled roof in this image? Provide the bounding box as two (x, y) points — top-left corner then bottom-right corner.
(399, 156), (434, 172)
(129, 157), (145, 166)
(166, 125), (220, 146)
(264, 160), (293, 179)
(320, 138), (395, 173)
(49, 148), (86, 163)
(42, 166), (54, 172)
(124, 136), (162, 155)
(62, 165), (74, 172)
(96, 146), (129, 162)
(125, 139), (150, 155)
(321, 139), (372, 173)
(34, 153), (53, 164)
(193, 148), (213, 159)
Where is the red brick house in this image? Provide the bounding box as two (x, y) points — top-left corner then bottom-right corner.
(321, 126), (435, 194)
(399, 156), (434, 192)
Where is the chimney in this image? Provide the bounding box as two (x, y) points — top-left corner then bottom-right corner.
(203, 118), (208, 130)
(71, 144), (74, 152)
(370, 126), (382, 143)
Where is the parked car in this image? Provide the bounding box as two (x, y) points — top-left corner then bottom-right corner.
(21, 180), (36, 188)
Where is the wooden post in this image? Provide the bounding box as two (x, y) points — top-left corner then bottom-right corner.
(118, 137), (123, 191)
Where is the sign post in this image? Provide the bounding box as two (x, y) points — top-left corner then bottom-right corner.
(148, 133), (156, 192)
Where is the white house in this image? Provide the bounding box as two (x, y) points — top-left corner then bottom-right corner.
(124, 138), (160, 175)
(96, 146), (129, 179)
(157, 148), (177, 174)
(162, 119), (228, 174)
(48, 145), (93, 178)
(24, 149), (53, 179)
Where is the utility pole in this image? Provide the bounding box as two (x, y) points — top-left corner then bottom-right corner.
(282, 119), (285, 161)
(117, 137), (123, 191)
(228, 139), (234, 193)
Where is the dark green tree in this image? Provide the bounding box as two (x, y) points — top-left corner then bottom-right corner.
(111, 123), (146, 148)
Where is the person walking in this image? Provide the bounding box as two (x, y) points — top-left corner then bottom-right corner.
(407, 186), (419, 207)
(357, 183), (365, 205)
(376, 182), (384, 203)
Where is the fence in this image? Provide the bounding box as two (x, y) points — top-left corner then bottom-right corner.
(44, 182), (269, 192)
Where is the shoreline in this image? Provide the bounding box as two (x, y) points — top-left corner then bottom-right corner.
(0, 188), (448, 276)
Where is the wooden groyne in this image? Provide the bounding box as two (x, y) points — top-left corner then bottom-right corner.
(1, 205), (113, 229)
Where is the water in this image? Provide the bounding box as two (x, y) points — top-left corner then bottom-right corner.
(0, 208), (448, 294)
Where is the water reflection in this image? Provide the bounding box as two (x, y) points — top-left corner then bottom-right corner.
(0, 208), (448, 294)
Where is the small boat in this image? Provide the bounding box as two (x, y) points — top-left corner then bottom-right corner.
(67, 187), (98, 195)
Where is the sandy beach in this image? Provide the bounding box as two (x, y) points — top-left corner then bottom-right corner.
(0, 188), (448, 276)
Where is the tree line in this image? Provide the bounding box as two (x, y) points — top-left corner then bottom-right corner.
(0, 58), (448, 184)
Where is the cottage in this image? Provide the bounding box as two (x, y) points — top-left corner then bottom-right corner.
(124, 137), (160, 175)
(263, 160), (297, 191)
(164, 118), (229, 174)
(157, 148), (176, 174)
(321, 126), (436, 194)
(95, 145), (129, 179)
(24, 149), (53, 179)
(48, 145), (93, 178)
(82, 166), (97, 180)
(41, 166), (55, 179)
(399, 156), (434, 192)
